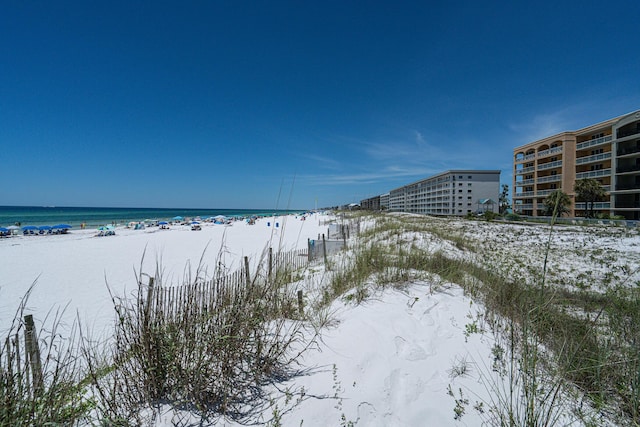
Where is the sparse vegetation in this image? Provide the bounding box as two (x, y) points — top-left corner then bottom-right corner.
(2, 211), (639, 425)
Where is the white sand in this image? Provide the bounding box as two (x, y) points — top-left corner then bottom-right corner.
(0, 214), (322, 336)
(2, 213), (629, 426)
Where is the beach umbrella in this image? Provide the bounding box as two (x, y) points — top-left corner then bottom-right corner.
(158, 221), (168, 225)
(191, 221), (200, 225)
(0, 227), (8, 233)
(7, 225), (20, 231)
(172, 216), (183, 220)
(22, 225), (38, 231)
(213, 215), (227, 220)
(38, 225), (52, 231)
(52, 224), (72, 229)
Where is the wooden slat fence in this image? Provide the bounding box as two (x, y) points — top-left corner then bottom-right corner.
(143, 247), (310, 319)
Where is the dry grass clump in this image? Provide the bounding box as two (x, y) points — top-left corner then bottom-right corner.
(84, 252), (315, 425)
(0, 283), (91, 426)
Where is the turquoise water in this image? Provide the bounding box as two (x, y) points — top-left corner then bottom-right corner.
(0, 206), (304, 228)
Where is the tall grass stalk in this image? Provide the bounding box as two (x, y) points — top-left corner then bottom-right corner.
(85, 248), (318, 424)
(0, 281), (91, 426)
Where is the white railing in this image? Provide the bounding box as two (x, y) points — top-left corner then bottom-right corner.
(515, 204), (534, 210)
(537, 160), (563, 171)
(576, 135), (612, 150)
(575, 152), (611, 165)
(538, 175), (562, 183)
(536, 189), (554, 196)
(576, 168), (611, 179)
(515, 166), (535, 175)
(524, 153), (536, 161)
(519, 179), (535, 185)
(538, 146), (563, 157)
(515, 191), (535, 197)
(575, 202), (611, 210)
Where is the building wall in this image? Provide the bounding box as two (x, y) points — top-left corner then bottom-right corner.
(388, 170), (500, 216)
(380, 193), (390, 210)
(513, 109), (640, 220)
(360, 195), (381, 211)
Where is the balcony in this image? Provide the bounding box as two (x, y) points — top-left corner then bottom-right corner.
(615, 184), (640, 191)
(617, 165), (640, 174)
(524, 153), (536, 161)
(575, 152), (611, 165)
(615, 201), (640, 208)
(536, 189), (555, 197)
(617, 146), (640, 156)
(576, 135), (612, 150)
(575, 202), (611, 210)
(515, 166), (535, 175)
(515, 191), (535, 198)
(515, 203), (534, 210)
(538, 146), (563, 158)
(538, 160), (563, 171)
(576, 168), (611, 179)
(617, 128), (640, 139)
(537, 175), (562, 183)
(519, 178), (535, 185)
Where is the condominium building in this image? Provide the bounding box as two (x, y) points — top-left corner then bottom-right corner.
(380, 193), (390, 210)
(360, 195), (381, 211)
(513, 109), (640, 219)
(387, 170), (501, 216)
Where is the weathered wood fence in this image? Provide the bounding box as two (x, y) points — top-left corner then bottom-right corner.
(142, 247), (310, 319)
(2, 314), (44, 396)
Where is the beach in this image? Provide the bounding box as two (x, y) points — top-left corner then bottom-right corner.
(2, 212), (638, 426)
(0, 213), (321, 336)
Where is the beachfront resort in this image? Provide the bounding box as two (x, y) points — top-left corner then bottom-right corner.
(513, 109), (640, 220)
(354, 108), (640, 223)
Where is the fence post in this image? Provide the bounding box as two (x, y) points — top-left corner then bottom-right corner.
(145, 277), (155, 324)
(23, 314), (43, 394)
(322, 233), (328, 267)
(297, 290), (304, 316)
(268, 247), (273, 281)
(307, 238), (311, 262)
(244, 256), (251, 286)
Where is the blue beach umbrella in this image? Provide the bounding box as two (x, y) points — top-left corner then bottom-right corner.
(38, 225), (52, 231)
(22, 225), (38, 231)
(172, 216), (183, 220)
(0, 227), (9, 232)
(53, 224), (72, 229)
(191, 221), (200, 225)
(158, 221), (168, 225)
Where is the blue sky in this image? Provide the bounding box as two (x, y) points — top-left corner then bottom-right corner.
(2, 1), (639, 209)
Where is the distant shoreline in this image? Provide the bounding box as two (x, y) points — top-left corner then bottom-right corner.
(0, 206), (309, 229)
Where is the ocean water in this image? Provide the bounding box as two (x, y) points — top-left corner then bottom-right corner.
(0, 206), (303, 228)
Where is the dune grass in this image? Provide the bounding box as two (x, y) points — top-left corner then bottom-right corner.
(2, 212), (639, 425)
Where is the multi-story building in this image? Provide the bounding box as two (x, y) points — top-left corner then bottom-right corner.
(360, 195), (381, 211)
(388, 170), (501, 216)
(379, 193), (390, 210)
(513, 109), (640, 219)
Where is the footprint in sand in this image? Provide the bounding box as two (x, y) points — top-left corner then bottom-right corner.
(394, 336), (434, 361)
